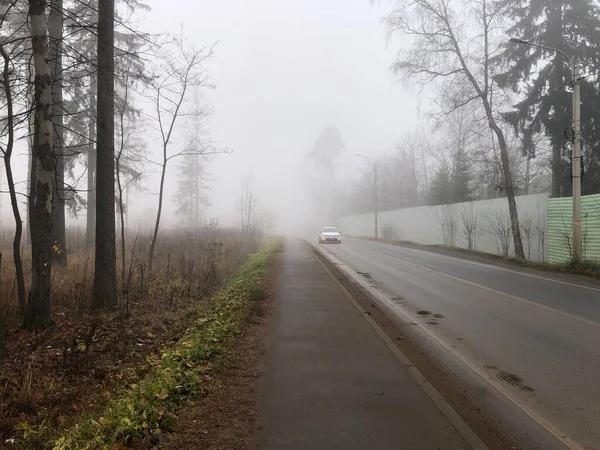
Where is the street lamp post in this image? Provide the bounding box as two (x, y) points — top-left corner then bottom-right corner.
(356, 154), (378, 239)
(509, 38), (582, 263)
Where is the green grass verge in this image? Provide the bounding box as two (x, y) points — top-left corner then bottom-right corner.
(519, 258), (600, 278)
(52, 239), (282, 450)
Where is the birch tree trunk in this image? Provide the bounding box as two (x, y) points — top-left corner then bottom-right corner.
(86, 75), (96, 247)
(383, 0), (525, 258)
(27, 0), (55, 330)
(49, 0), (67, 265)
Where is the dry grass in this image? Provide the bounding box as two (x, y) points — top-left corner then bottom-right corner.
(0, 226), (257, 448)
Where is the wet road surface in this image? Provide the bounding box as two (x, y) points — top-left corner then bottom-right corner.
(320, 238), (600, 450)
(256, 238), (472, 450)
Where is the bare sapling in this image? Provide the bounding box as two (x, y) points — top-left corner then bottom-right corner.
(521, 217), (534, 260)
(461, 204), (479, 251)
(145, 33), (219, 272)
(486, 209), (512, 257)
(0, 44), (26, 319)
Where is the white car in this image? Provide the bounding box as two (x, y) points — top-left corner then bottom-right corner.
(318, 226), (342, 244)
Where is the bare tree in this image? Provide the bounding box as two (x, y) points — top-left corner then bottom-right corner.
(433, 204), (456, 246)
(238, 174), (258, 237)
(382, 0), (525, 259)
(115, 59), (144, 289)
(250, 208), (277, 242)
(381, 222), (398, 241)
(521, 216), (534, 260)
(536, 210), (546, 261)
(92, 0), (117, 310)
(145, 35), (216, 271)
(27, 0), (55, 329)
(0, 40), (26, 319)
(485, 209), (512, 257)
(460, 204), (479, 250)
(395, 134), (423, 207)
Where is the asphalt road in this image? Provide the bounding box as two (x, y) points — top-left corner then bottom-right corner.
(256, 238), (472, 450)
(319, 238), (600, 450)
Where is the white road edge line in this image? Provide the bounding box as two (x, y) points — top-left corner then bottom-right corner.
(364, 239), (600, 293)
(374, 250), (600, 329)
(313, 243), (585, 450)
(309, 244), (488, 450)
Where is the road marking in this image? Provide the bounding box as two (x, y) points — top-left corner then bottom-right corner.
(374, 250), (600, 329)
(310, 246), (489, 450)
(313, 243), (586, 450)
(360, 239), (600, 293)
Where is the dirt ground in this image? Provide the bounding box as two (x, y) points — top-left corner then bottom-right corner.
(0, 234), (253, 448)
(158, 255), (280, 450)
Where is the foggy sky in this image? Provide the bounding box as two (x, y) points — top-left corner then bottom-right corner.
(1, 0), (419, 233)
(141, 0), (420, 230)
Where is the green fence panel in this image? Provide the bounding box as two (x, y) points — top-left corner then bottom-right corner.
(547, 193), (600, 263)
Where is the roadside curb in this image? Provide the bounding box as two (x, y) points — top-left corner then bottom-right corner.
(308, 241), (488, 450)
(308, 240), (580, 450)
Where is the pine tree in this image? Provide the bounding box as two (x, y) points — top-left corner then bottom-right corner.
(173, 153), (210, 228)
(92, 0), (117, 310)
(495, 0), (600, 197)
(430, 168), (453, 206)
(172, 87), (211, 228)
(451, 149), (472, 203)
(305, 126), (345, 221)
(63, 0), (149, 243)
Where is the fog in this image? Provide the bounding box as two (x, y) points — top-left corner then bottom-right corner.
(145, 0), (418, 232)
(1, 0), (419, 236)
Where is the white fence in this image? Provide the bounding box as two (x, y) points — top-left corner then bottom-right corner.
(336, 193), (549, 262)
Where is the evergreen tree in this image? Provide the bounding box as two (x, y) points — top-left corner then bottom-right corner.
(430, 167), (453, 206)
(58, 0), (149, 247)
(495, 0), (600, 197)
(173, 153), (210, 228)
(451, 149), (472, 203)
(305, 126), (345, 221)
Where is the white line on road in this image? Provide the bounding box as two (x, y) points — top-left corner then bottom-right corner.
(311, 246), (489, 450)
(374, 250), (600, 329)
(361, 240), (600, 293)
(316, 243), (586, 450)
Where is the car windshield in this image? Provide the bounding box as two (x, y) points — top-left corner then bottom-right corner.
(322, 227), (339, 233)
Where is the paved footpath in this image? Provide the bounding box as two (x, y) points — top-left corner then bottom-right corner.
(255, 238), (473, 450)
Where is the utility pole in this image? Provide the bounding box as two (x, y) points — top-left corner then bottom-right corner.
(356, 154), (378, 239)
(572, 64), (582, 262)
(374, 162), (378, 239)
(509, 38), (582, 262)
